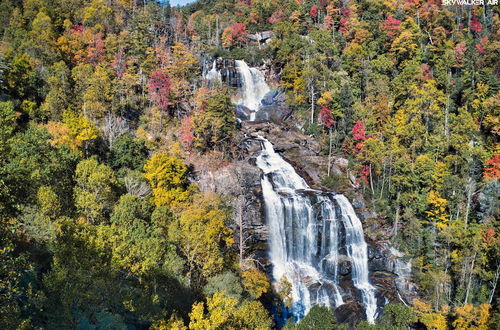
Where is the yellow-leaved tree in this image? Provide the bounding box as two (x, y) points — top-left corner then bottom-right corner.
(168, 193), (234, 281)
(425, 190), (449, 230)
(189, 291), (271, 330)
(452, 304), (491, 330)
(412, 299), (448, 330)
(44, 110), (98, 154)
(241, 268), (270, 299)
(143, 152), (193, 207)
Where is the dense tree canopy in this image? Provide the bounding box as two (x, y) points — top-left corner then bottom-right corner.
(0, 0), (498, 328)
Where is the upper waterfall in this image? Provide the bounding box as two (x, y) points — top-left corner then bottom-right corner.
(235, 60), (270, 121)
(255, 136), (378, 324)
(204, 59), (222, 84)
(202, 58), (272, 121)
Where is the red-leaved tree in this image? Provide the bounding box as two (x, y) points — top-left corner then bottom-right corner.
(222, 22), (248, 48)
(483, 155), (500, 180)
(380, 16), (402, 37)
(470, 16), (482, 33)
(148, 70), (171, 114)
(310, 5), (319, 19)
(352, 120), (367, 141)
(319, 106), (335, 128)
(179, 116), (195, 151)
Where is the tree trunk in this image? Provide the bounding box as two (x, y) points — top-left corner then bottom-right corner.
(488, 264), (500, 304)
(464, 177), (474, 228)
(310, 84), (315, 124)
(327, 128), (333, 176)
(392, 191), (401, 237)
(444, 96), (450, 139)
(380, 162), (386, 199)
(369, 164), (375, 195)
(239, 212), (244, 268)
(216, 16), (219, 48)
(464, 251), (476, 304)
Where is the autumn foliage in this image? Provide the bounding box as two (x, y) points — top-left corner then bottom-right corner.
(148, 70), (171, 113)
(319, 106), (335, 128)
(483, 155), (500, 179)
(221, 22), (247, 48)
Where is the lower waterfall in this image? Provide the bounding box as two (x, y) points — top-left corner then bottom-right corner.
(256, 137), (377, 324)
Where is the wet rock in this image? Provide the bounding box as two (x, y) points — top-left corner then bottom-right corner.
(273, 143), (298, 152)
(255, 104), (292, 123)
(367, 241), (418, 305)
(369, 257), (387, 272)
(352, 196), (366, 210)
(368, 246), (375, 260)
(261, 90), (285, 106)
(334, 301), (366, 325)
(235, 105), (251, 121)
(339, 261), (352, 276)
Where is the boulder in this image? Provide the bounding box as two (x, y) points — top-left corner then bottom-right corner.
(255, 104), (292, 123)
(235, 104), (251, 121)
(334, 301), (366, 325)
(247, 31), (275, 44)
(261, 90), (285, 106)
(339, 261), (352, 276)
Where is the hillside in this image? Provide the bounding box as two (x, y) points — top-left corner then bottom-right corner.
(0, 0), (498, 329)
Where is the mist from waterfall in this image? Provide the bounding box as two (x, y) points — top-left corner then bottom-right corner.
(255, 137), (377, 324)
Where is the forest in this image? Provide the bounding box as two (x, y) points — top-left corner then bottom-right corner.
(0, 0), (498, 329)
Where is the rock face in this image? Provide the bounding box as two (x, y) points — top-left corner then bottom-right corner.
(368, 241), (418, 305)
(254, 91), (292, 123)
(247, 31), (275, 44)
(192, 121), (418, 324)
(202, 57), (240, 87)
(195, 137), (270, 262)
(242, 121), (337, 188)
(235, 105), (252, 121)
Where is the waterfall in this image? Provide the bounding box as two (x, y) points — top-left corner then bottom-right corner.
(256, 137), (377, 323)
(335, 195), (378, 323)
(202, 59), (271, 121)
(235, 60), (270, 121)
(204, 60), (222, 85)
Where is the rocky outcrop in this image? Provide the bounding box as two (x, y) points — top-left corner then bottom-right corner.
(247, 31), (275, 44)
(242, 121), (341, 189)
(194, 137), (270, 261)
(368, 241), (418, 306)
(254, 91), (292, 123)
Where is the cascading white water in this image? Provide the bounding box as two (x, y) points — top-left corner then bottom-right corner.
(256, 137), (377, 323)
(335, 195), (378, 323)
(204, 60), (222, 84)
(235, 60), (270, 121)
